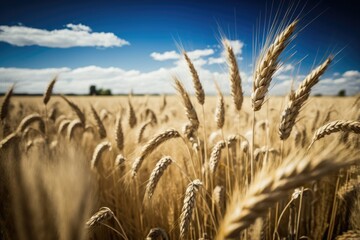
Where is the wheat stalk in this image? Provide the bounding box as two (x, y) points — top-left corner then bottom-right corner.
(131, 129), (180, 177)
(0, 84), (14, 123)
(91, 141), (112, 170)
(138, 120), (152, 143)
(216, 146), (359, 239)
(215, 82), (225, 129)
(90, 105), (107, 139)
(223, 39), (243, 111)
(128, 100), (137, 128)
(60, 95), (86, 126)
(252, 20), (298, 111)
(145, 156), (172, 199)
(17, 113), (45, 134)
(115, 114), (124, 152)
(279, 57), (332, 140)
(180, 179), (203, 239)
(174, 77), (199, 130)
(213, 185), (225, 214)
(209, 140), (226, 174)
(309, 120), (360, 149)
(67, 119), (84, 140)
(183, 51), (205, 105)
(86, 207), (114, 228)
(43, 77), (57, 105)
(58, 119), (71, 135)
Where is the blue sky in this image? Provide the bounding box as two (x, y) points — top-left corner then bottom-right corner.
(0, 0), (359, 95)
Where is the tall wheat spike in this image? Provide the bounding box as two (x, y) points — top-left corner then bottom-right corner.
(131, 129), (180, 177)
(214, 82), (225, 129)
(145, 156), (172, 199)
(223, 39), (243, 111)
(43, 77), (57, 105)
(279, 57), (332, 140)
(180, 179), (203, 239)
(216, 145), (359, 239)
(128, 99), (137, 128)
(115, 114), (124, 151)
(183, 51), (205, 105)
(252, 20), (298, 111)
(174, 77), (199, 130)
(0, 84), (14, 122)
(309, 120), (360, 149)
(90, 105), (107, 139)
(138, 120), (152, 143)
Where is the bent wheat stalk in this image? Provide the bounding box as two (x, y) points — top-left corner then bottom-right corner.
(90, 105), (107, 139)
(131, 129), (180, 177)
(308, 120), (360, 149)
(184, 51), (205, 105)
(216, 145), (359, 239)
(91, 141), (112, 170)
(279, 57), (332, 140)
(60, 95), (86, 126)
(86, 207), (114, 228)
(145, 156), (172, 199)
(174, 77), (199, 130)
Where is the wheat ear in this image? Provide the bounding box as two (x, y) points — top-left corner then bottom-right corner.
(131, 129), (180, 177)
(90, 105), (107, 139)
(209, 140), (226, 174)
(223, 39), (243, 111)
(216, 147), (359, 239)
(60, 95), (86, 126)
(17, 113), (45, 134)
(43, 77), (57, 105)
(279, 57), (332, 140)
(309, 120), (360, 149)
(138, 120), (152, 143)
(0, 84), (14, 122)
(128, 99), (137, 128)
(174, 77), (199, 130)
(180, 179), (203, 239)
(67, 119), (84, 140)
(86, 207), (114, 228)
(145, 156), (172, 199)
(335, 230), (360, 240)
(214, 82), (225, 129)
(146, 228), (169, 240)
(115, 114), (124, 151)
(91, 141), (112, 170)
(252, 20), (298, 111)
(184, 51), (205, 105)
(213, 185), (225, 214)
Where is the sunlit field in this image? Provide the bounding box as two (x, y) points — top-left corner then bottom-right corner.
(1, 90), (359, 239)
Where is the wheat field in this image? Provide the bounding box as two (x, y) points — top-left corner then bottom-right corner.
(1, 20), (360, 240)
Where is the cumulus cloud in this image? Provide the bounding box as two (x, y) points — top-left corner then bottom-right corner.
(0, 24), (129, 48)
(208, 40), (244, 65)
(150, 48), (214, 61)
(150, 51), (179, 61)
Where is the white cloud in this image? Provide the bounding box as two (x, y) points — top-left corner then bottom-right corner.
(1, 65), (359, 96)
(208, 39), (244, 65)
(150, 48), (214, 62)
(343, 70), (360, 78)
(150, 51), (180, 61)
(0, 24), (129, 48)
(65, 23), (92, 32)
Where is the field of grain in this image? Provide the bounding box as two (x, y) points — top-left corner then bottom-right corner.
(1, 20), (359, 240)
